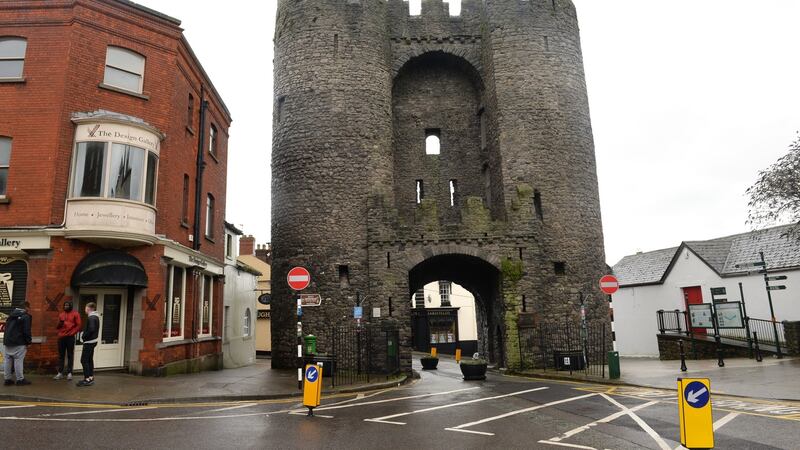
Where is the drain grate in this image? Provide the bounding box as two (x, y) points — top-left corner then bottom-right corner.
(123, 401), (149, 407)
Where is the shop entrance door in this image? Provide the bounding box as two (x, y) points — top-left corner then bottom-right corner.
(74, 289), (127, 369)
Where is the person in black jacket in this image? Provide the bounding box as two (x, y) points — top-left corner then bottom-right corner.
(3, 301), (32, 386)
(76, 302), (100, 387)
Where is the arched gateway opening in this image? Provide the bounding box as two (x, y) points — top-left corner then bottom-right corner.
(407, 254), (503, 365)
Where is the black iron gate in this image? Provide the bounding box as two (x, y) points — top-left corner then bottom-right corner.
(314, 324), (401, 387)
(518, 320), (609, 378)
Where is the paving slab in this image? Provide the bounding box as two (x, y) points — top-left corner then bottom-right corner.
(618, 356), (800, 400)
(0, 359), (406, 404)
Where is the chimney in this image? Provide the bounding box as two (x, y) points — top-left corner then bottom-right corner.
(255, 243), (272, 264)
(239, 235), (255, 256)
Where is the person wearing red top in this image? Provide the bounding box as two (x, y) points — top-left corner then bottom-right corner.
(53, 301), (81, 381)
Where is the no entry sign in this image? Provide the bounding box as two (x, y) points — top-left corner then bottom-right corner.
(599, 275), (619, 295)
(287, 266), (311, 291)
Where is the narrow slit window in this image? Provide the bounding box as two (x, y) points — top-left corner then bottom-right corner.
(277, 96), (286, 123)
(338, 265), (350, 288)
(449, 179), (457, 207)
(416, 179), (424, 204)
(425, 129), (440, 155)
(333, 34), (339, 59)
(479, 108), (487, 150)
(388, 296), (393, 317)
(533, 190), (543, 220)
(181, 174), (189, 226)
(554, 262), (566, 276)
(522, 295), (527, 312)
(386, 252), (391, 268)
(187, 93), (194, 127)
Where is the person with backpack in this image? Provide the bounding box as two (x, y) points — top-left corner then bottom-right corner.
(3, 301), (32, 386)
(76, 302), (100, 387)
(53, 300), (81, 381)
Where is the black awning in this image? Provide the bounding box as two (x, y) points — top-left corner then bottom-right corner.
(71, 250), (148, 288)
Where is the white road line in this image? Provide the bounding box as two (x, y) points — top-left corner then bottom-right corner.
(538, 440), (597, 450)
(713, 412), (740, 431)
(600, 394), (670, 450)
(364, 387), (549, 425)
(0, 405), (35, 411)
(305, 386), (480, 413)
(445, 428), (495, 436)
(550, 401), (659, 442)
(0, 409), (294, 422)
(444, 393), (596, 435)
(203, 403), (258, 413)
(44, 406), (158, 417)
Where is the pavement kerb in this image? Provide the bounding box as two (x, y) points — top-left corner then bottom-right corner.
(0, 374), (409, 406)
(500, 369), (800, 403)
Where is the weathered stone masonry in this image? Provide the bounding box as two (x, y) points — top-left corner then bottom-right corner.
(271, 0), (609, 372)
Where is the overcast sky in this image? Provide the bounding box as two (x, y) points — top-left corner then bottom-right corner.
(138, 0), (800, 265)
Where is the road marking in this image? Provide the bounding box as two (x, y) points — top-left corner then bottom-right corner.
(444, 393), (594, 435)
(600, 394), (670, 450)
(0, 405), (35, 411)
(43, 406), (158, 417)
(538, 440), (597, 449)
(203, 403), (258, 413)
(308, 386), (480, 413)
(288, 411), (334, 419)
(365, 387), (548, 425)
(0, 409), (294, 422)
(547, 400), (659, 443)
(713, 411), (740, 431)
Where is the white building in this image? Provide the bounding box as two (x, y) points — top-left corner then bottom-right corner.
(221, 222), (260, 368)
(612, 225), (800, 357)
(410, 280), (479, 355)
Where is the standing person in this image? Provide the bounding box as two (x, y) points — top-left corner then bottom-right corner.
(54, 301), (81, 381)
(3, 301), (32, 386)
(76, 302), (99, 387)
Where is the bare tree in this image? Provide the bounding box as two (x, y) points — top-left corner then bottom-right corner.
(747, 135), (800, 238)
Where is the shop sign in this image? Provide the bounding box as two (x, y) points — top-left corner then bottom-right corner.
(0, 259), (26, 313)
(77, 122), (161, 153)
(257, 310), (270, 320)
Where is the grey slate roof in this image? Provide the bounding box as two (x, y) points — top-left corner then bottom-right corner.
(612, 246), (679, 286)
(612, 224), (800, 286)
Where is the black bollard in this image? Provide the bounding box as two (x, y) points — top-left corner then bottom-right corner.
(715, 332), (725, 367)
(753, 331), (763, 362)
(679, 339), (687, 372)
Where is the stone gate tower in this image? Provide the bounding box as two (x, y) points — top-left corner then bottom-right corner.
(272, 0), (609, 371)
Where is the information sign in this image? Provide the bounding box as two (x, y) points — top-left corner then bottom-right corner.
(677, 378), (714, 449)
(353, 306), (363, 319)
(688, 304), (714, 329)
(715, 302), (744, 328)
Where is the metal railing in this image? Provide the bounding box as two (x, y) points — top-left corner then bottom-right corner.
(656, 309), (786, 355)
(311, 323), (401, 387)
(518, 320), (609, 378)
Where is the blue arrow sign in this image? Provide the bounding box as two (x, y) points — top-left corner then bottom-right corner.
(305, 365), (319, 383)
(684, 381), (710, 408)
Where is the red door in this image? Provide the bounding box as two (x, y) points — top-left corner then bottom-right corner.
(683, 286), (706, 335)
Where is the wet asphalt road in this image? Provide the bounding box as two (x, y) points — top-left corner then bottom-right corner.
(2, 359), (799, 449)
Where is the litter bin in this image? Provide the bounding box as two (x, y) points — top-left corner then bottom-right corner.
(554, 350), (585, 371)
(607, 351), (620, 379)
(304, 334), (317, 355)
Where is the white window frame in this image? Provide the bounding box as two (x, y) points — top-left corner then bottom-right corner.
(162, 264), (186, 342)
(208, 124), (217, 156)
(69, 140), (158, 206)
(198, 274), (213, 338)
(103, 46), (145, 94)
(439, 281), (451, 306)
(205, 194), (215, 239)
(0, 37), (27, 80)
(243, 308), (252, 337)
(0, 136), (11, 198)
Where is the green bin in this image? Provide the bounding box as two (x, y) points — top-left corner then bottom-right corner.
(304, 334), (317, 355)
(608, 351), (620, 379)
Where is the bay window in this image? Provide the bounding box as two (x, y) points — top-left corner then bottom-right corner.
(70, 141), (158, 205)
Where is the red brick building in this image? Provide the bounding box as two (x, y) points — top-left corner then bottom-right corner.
(0, 0), (232, 375)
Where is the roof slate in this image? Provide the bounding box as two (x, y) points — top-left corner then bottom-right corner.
(612, 224), (800, 287)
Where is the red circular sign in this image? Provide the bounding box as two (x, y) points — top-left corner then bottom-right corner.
(287, 266), (311, 291)
(599, 275), (619, 295)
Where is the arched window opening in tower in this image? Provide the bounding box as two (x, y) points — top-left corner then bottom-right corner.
(425, 129), (440, 155)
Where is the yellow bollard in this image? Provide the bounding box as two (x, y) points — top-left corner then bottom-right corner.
(455, 348), (462, 363)
(431, 347), (437, 357)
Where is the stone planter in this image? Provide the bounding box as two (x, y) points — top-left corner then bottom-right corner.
(460, 360), (487, 380)
(420, 357), (439, 370)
